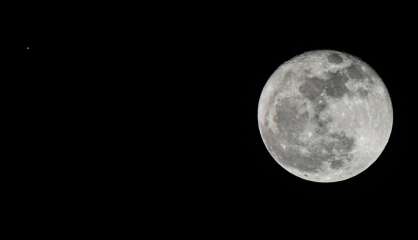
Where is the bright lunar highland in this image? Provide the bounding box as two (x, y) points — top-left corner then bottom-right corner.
(258, 50), (393, 182)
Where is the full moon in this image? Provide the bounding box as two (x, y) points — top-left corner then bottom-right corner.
(258, 50), (393, 182)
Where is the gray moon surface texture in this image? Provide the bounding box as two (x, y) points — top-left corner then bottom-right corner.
(258, 50), (393, 182)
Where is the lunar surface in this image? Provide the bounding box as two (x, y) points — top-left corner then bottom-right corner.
(258, 50), (393, 182)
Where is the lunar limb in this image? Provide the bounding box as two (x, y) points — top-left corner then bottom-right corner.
(258, 50), (393, 182)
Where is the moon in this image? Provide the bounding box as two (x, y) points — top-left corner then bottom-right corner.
(258, 50), (393, 182)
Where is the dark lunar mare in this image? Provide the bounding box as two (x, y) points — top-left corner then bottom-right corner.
(299, 77), (325, 101)
(268, 70), (356, 173)
(324, 71), (350, 98)
(299, 70), (350, 101)
(346, 62), (377, 99)
(346, 62), (365, 80)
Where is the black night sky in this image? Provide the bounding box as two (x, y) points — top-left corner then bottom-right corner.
(15, 2), (417, 234)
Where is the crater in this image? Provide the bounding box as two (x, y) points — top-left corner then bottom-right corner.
(367, 78), (375, 86)
(357, 87), (369, 97)
(327, 53), (343, 64)
(330, 159), (344, 169)
(325, 132), (356, 159)
(314, 97), (328, 112)
(314, 118), (331, 135)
